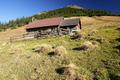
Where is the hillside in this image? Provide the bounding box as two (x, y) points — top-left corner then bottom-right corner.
(0, 7), (119, 32)
(0, 27), (26, 42)
(0, 16), (120, 80)
(33, 7), (114, 19)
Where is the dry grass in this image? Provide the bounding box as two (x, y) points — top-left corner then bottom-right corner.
(0, 16), (119, 80)
(0, 27), (26, 42)
(94, 16), (120, 22)
(65, 16), (120, 26)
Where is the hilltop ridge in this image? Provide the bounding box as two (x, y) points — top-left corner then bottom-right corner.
(66, 5), (84, 9)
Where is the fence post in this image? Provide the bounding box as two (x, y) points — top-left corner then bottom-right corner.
(10, 37), (13, 43)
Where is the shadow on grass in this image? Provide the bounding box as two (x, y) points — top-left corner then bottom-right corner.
(73, 47), (82, 51)
(70, 37), (81, 40)
(114, 45), (120, 50)
(113, 37), (120, 50)
(48, 52), (55, 57)
(110, 74), (120, 80)
(73, 47), (88, 51)
(116, 38), (120, 42)
(55, 67), (65, 75)
(116, 27), (120, 31)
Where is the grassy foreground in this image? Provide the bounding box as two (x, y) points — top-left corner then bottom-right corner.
(0, 16), (120, 80)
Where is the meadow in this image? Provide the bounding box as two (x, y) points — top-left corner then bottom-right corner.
(0, 16), (120, 80)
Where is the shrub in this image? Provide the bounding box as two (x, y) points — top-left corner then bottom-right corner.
(71, 30), (82, 40)
(55, 64), (77, 80)
(80, 41), (93, 50)
(56, 66), (75, 75)
(33, 44), (53, 54)
(56, 64), (88, 80)
(67, 63), (78, 70)
(110, 73), (120, 80)
(93, 68), (110, 80)
(88, 29), (98, 36)
(54, 46), (67, 56)
(96, 37), (106, 43)
(80, 41), (98, 51)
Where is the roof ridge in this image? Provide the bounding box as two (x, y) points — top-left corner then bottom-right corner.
(26, 17), (64, 29)
(35, 17), (63, 21)
(28, 17), (64, 24)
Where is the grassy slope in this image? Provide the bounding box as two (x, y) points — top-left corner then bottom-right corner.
(0, 16), (120, 80)
(0, 27), (26, 42)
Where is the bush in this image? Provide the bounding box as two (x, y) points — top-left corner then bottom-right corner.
(93, 68), (110, 80)
(71, 30), (82, 40)
(33, 44), (53, 54)
(96, 38), (106, 43)
(110, 73), (120, 80)
(88, 29), (98, 36)
(54, 46), (67, 56)
(56, 64), (88, 80)
(56, 66), (75, 75)
(80, 41), (98, 51)
(55, 64), (77, 80)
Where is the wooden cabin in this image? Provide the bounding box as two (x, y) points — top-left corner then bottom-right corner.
(59, 18), (81, 35)
(26, 17), (81, 38)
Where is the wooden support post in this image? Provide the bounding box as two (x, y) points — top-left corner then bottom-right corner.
(57, 27), (60, 35)
(67, 27), (71, 34)
(10, 37), (15, 43)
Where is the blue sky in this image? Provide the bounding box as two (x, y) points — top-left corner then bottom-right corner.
(0, 0), (120, 22)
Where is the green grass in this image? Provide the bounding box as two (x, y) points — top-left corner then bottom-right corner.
(0, 25), (119, 80)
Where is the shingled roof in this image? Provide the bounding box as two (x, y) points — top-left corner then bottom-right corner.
(60, 18), (80, 27)
(26, 17), (64, 29)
